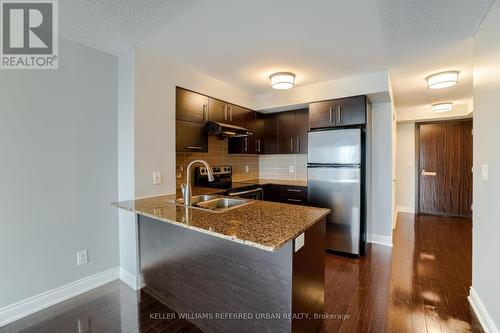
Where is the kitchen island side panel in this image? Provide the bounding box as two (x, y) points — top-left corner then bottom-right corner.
(138, 215), (294, 333)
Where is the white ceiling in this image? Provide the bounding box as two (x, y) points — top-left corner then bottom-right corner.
(59, 0), (494, 118)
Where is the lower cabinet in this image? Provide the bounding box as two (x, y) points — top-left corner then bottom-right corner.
(262, 184), (308, 205)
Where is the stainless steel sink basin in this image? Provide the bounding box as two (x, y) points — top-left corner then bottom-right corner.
(175, 194), (219, 205)
(195, 198), (250, 211)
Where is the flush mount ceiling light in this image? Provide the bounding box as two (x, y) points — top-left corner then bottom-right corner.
(270, 72), (295, 90)
(425, 71), (460, 89)
(431, 102), (453, 113)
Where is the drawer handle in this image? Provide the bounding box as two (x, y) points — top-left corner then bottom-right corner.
(287, 189), (302, 192)
(186, 146), (203, 150)
(287, 198), (302, 203)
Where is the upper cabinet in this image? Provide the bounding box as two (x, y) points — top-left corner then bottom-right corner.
(277, 108), (309, 154)
(309, 95), (366, 129)
(176, 87), (208, 123)
(208, 98), (244, 126)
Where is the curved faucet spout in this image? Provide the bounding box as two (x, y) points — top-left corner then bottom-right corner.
(183, 160), (214, 206)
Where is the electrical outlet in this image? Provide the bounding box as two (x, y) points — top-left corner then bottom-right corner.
(77, 250), (88, 266)
(289, 165), (295, 173)
(153, 171), (161, 185)
(245, 165), (249, 173)
(481, 164), (489, 181)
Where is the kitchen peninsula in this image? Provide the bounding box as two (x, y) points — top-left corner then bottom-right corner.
(113, 194), (329, 333)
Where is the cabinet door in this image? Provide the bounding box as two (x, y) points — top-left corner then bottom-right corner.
(176, 120), (208, 152)
(262, 114), (278, 154)
(335, 96), (366, 126)
(208, 98), (228, 123)
(254, 114), (265, 154)
(243, 110), (256, 153)
(176, 88), (208, 122)
(277, 111), (296, 154)
(226, 105), (244, 126)
(295, 108), (309, 153)
(262, 184), (282, 202)
(309, 100), (336, 129)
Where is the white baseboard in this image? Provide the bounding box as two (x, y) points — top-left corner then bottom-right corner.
(0, 267), (119, 328)
(469, 287), (499, 333)
(396, 206), (415, 213)
(367, 234), (393, 247)
(119, 268), (141, 291)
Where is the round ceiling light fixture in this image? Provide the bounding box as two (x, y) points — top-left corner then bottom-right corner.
(270, 72), (295, 90)
(425, 71), (460, 89)
(431, 102), (453, 113)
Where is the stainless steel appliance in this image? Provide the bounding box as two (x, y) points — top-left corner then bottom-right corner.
(307, 129), (366, 255)
(194, 165), (263, 200)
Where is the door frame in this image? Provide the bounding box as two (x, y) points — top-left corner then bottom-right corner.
(415, 118), (473, 216)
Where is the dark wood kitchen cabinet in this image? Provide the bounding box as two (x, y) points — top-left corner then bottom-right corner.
(228, 110), (257, 154)
(262, 184), (282, 202)
(277, 108), (309, 154)
(309, 95), (366, 129)
(176, 87), (208, 123)
(208, 98), (244, 126)
(176, 120), (208, 152)
(261, 113), (278, 154)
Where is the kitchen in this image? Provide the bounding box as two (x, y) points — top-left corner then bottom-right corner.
(1, 1), (498, 333)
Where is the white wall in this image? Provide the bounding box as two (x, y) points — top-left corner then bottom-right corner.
(370, 102), (395, 243)
(0, 38), (119, 308)
(254, 71), (390, 111)
(470, 1), (500, 331)
(118, 49), (139, 281)
(134, 48), (255, 198)
(396, 122), (416, 212)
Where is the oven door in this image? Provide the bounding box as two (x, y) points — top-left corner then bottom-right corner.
(227, 187), (263, 200)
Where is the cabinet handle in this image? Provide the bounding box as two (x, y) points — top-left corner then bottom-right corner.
(286, 198), (302, 203)
(244, 137), (248, 152)
(287, 188), (301, 193)
(296, 137), (300, 153)
(329, 106), (333, 123)
(257, 139), (261, 152)
(203, 104), (207, 121)
(224, 105), (227, 121)
(290, 138), (294, 153)
(186, 146), (203, 150)
(337, 105), (342, 124)
(229, 106), (233, 122)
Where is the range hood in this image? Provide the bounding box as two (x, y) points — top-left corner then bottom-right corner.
(206, 121), (253, 138)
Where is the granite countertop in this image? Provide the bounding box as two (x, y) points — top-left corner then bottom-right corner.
(113, 192), (329, 252)
(242, 178), (308, 187)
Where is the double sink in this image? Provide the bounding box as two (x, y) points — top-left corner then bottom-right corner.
(175, 195), (252, 212)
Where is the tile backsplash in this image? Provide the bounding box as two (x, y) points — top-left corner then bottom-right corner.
(176, 136), (259, 189)
(259, 154), (307, 181)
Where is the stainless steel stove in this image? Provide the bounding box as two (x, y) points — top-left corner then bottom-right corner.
(194, 165), (263, 200)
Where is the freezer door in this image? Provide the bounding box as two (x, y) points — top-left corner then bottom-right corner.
(307, 166), (361, 254)
(308, 129), (361, 165)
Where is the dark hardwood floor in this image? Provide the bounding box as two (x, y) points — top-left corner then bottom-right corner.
(0, 213), (482, 333)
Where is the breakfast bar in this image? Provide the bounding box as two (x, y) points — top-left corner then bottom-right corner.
(114, 194), (329, 333)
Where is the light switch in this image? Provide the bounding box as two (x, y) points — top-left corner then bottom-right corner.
(481, 164), (488, 181)
(245, 165), (249, 173)
(294, 233), (305, 252)
(289, 165), (295, 173)
(153, 171), (162, 185)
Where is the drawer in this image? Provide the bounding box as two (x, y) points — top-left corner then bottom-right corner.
(282, 196), (307, 206)
(281, 185), (308, 198)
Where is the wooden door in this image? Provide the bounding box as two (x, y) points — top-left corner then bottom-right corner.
(208, 98), (226, 122)
(176, 88), (208, 123)
(227, 105), (244, 126)
(262, 114), (278, 154)
(176, 120), (208, 152)
(277, 111), (296, 154)
(418, 120), (472, 217)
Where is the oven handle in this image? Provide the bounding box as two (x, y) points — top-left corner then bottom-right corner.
(227, 188), (263, 196)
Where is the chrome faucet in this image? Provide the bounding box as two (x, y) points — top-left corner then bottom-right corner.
(181, 160), (214, 206)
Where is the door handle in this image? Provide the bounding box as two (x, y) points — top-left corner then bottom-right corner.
(290, 138), (294, 153)
(202, 104), (207, 121)
(337, 105), (342, 124)
(256, 139), (261, 152)
(296, 137), (300, 153)
(421, 169), (437, 176)
(224, 105), (227, 121)
(329, 107), (333, 123)
(186, 146), (203, 150)
(244, 137), (248, 152)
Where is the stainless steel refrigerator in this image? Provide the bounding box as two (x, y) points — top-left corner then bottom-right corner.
(307, 128), (366, 255)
